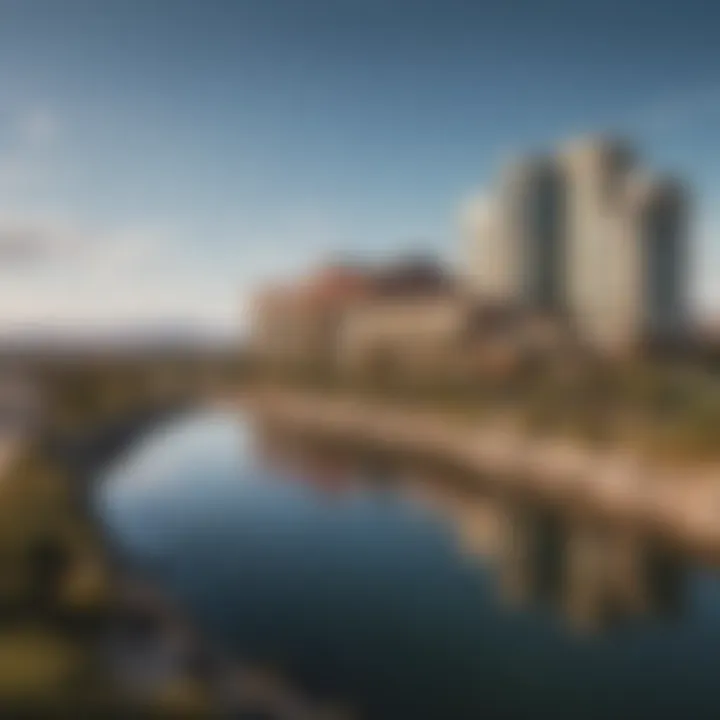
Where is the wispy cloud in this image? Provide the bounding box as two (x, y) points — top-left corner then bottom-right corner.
(0, 206), (232, 331)
(0, 211), (176, 272)
(0, 101), (219, 330)
(0, 211), (85, 263)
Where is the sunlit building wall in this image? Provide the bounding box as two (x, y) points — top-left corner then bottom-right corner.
(560, 137), (688, 353)
(558, 138), (636, 350)
(459, 194), (517, 302)
(462, 158), (565, 314)
(338, 295), (472, 376)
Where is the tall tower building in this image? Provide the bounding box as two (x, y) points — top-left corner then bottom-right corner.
(460, 135), (689, 355)
(559, 136), (688, 353)
(559, 137), (638, 350)
(624, 175), (688, 344)
(498, 157), (565, 312)
(459, 194), (514, 302)
(461, 157), (565, 312)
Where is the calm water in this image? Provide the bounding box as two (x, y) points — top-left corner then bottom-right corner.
(97, 412), (720, 720)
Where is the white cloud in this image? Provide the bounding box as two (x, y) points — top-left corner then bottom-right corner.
(0, 211), (85, 263)
(0, 209), (180, 272)
(88, 222), (178, 273)
(0, 264), (239, 333)
(0, 101), (244, 334)
(0, 207), (239, 333)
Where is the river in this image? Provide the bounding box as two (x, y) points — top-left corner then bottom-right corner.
(96, 411), (720, 720)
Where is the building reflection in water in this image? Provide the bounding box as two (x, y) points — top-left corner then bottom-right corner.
(251, 420), (686, 634)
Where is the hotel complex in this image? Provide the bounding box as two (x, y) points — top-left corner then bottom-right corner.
(462, 136), (688, 353)
(251, 135), (690, 375)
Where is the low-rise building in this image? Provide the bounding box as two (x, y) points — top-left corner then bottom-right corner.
(338, 292), (472, 378)
(250, 264), (375, 368)
(251, 254), (579, 383)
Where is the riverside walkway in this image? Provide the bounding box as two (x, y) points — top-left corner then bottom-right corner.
(241, 390), (720, 562)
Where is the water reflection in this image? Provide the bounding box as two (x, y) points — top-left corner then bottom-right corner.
(255, 420), (687, 634)
(100, 413), (720, 720)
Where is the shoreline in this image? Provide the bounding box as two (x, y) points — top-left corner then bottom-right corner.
(41, 407), (355, 718)
(240, 388), (720, 563)
(106, 562), (353, 718)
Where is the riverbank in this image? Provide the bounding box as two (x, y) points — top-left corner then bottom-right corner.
(0, 408), (356, 717)
(241, 388), (720, 562)
(81, 412), (358, 718)
(107, 565), (356, 718)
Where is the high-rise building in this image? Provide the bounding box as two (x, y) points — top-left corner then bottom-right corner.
(461, 157), (565, 313)
(558, 137), (636, 349)
(498, 157), (565, 312)
(559, 137), (688, 353)
(459, 194), (511, 302)
(463, 136), (689, 355)
(624, 174), (688, 344)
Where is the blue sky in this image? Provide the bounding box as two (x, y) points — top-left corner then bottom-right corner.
(1, 0), (720, 334)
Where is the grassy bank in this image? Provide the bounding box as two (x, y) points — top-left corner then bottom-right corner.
(0, 443), (215, 716)
(0, 357), (222, 715)
(0, 355), (353, 717)
(247, 358), (720, 465)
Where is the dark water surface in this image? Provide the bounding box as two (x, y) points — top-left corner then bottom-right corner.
(96, 412), (720, 720)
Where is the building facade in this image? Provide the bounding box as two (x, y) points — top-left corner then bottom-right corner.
(465, 136), (689, 355)
(250, 264), (376, 367)
(560, 138), (688, 353)
(499, 158), (566, 313)
(462, 158), (565, 314)
(337, 294), (472, 377)
(251, 135), (691, 370)
(628, 176), (688, 344)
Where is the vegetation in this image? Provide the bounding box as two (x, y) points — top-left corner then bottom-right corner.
(3, 345), (716, 713)
(0, 355), (231, 716)
(0, 449), (119, 714)
(246, 355), (720, 464)
(0, 351), (357, 716)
